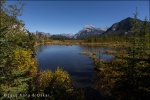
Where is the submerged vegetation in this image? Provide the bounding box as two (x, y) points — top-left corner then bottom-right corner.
(0, 0), (149, 100)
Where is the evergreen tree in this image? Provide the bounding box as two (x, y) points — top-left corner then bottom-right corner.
(95, 8), (150, 99)
(114, 8), (150, 99)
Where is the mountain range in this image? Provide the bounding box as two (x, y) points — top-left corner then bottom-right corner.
(34, 17), (149, 39)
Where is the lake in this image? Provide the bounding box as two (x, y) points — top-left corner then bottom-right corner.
(36, 44), (114, 87)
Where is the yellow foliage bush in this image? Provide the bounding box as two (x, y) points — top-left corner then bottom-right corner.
(39, 67), (72, 91)
(39, 70), (53, 89)
(9, 48), (37, 76)
(53, 67), (71, 87)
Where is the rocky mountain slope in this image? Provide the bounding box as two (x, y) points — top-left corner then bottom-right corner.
(74, 25), (108, 39)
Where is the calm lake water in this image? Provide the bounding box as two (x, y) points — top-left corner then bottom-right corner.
(36, 44), (114, 87)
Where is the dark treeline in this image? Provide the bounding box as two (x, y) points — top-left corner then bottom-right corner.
(84, 34), (126, 43)
(50, 35), (71, 41)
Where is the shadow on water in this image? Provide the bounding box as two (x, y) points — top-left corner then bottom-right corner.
(83, 87), (105, 100)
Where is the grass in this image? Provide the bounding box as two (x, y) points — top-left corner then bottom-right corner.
(80, 51), (98, 60)
(80, 41), (130, 48)
(37, 40), (131, 48)
(79, 52), (90, 55)
(103, 50), (117, 55)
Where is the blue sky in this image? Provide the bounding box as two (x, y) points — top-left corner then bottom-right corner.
(7, 0), (149, 34)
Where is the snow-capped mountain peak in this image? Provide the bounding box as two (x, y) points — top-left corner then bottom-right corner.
(74, 25), (109, 39)
(83, 25), (108, 31)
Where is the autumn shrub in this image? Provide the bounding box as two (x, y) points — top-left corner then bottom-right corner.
(38, 67), (74, 100)
(39, 70), (53, 91)
(8, 48), (37, 76)
(0, 48), (38, 100)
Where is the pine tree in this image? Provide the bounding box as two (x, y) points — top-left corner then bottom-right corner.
(115, 8), (150, 99)
(95, 8), (150, 99)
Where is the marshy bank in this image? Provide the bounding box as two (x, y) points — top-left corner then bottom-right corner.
(36, 40), (130, 48)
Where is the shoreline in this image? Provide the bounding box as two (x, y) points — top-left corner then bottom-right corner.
(35, 40), (129, 48)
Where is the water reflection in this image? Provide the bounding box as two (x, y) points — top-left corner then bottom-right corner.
(36, 44), (114, 87)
